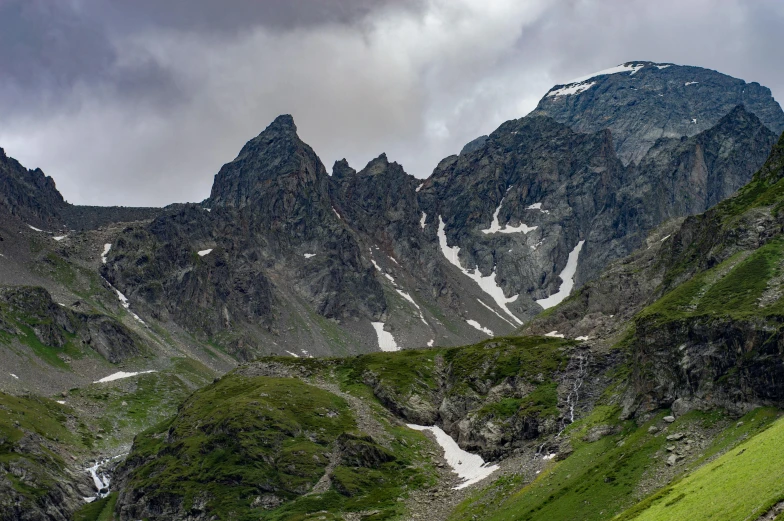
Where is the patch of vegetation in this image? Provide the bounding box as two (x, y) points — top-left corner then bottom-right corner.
(448, 406), (782, 521)
(0, 392), (93, 507)
(477, 382), (559, 420)
(616, 411), (784, 521)
(119, 375), (435, 520)
(68, 369), (200, 451)
(640, 237), (784, 325)
(73, 493), (117, 521)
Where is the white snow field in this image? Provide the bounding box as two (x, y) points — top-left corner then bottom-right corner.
(372, 322), (400, 352)
(481, 198), (537, 235)
(438, 216), (522, 325)
(536, 240), (585, 309)
(466, 319), (493, 336)
(93, 370), (156, 384)
(407, 424), (499, 489)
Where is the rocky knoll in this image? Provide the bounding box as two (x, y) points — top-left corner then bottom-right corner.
(532, 61), (784, 165)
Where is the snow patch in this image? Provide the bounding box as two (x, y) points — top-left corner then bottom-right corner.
(396, 289), (428, 325)
(482, 198), (537, 235)
(438, 216), (522, 325)
(303, 253), (316, 258)
(536, 240), (585, 309)
(466, 319), (493, 336)
(692, 118), (697, 124)
(53, 236), (67, 241)
(542, 453), (557, 461)
(27, 224), (43, 232)
(370, 258), (395, 283)
(685, 81), (699, 86)
(566, 63), (645, 85)
(198, 249), (213, 257)
(655, 64), (671, 69)
(416, 183), (424, 192)
(285, 351), (300, 358)
(660, 234), (672, 242)
(10, 373), (19, 380)
(56, 400), (66, 405)
(427, 339), (434, 347)
(372, 322), (400, 352)
(527, 202), (550, 214)
(407, 424), (499, 489)
(94, 370), (156, 384)
(104, 278), (146, 325)
(546, 81), (596, 98)
(476, 299), (515, 327)
(101, 244), (111, 264)
(420, 212), (427, 229)
(332, 206), (342, 219)
(545, 331), (565, 338)
(575, 335), (590, 341)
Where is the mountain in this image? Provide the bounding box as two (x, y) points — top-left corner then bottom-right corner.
(100, 69), (779, 358)
(0, 147), (161, 233)
(1, 60), (784, 521)
(113, 126), (784, 521)
(532, 61), (784, 165)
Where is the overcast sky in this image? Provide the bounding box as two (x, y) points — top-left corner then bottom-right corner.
(1, 0), (783, 206)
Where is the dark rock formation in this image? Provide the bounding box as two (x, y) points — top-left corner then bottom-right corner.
(532, 61), (784, 165)
(0, 285), (142, 363)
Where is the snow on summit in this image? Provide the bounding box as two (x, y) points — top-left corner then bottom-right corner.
(565, 62), (645, 85)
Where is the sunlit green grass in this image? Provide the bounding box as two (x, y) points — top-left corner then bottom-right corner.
(616, 414), (784, 521)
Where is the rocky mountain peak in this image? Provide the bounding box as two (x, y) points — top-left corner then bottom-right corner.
(532, 61), (784, 165)
(209, 114), (328, 208)
(268, 113), (297, 132)
(332, 158), (356, 179)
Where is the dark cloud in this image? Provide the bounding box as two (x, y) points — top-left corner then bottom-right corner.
(0, 0), (782, 206)
(82, 0), (424, 33)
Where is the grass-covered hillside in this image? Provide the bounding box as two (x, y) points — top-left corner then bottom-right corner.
(116, 375), (439, 521)
(114, 335), (585, 520)
(0, 392), (96, 520)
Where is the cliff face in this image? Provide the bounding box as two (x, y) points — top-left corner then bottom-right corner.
(0, 148), (67, 230)
(525, 131), (784, 419)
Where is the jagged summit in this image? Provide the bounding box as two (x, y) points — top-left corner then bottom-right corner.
(532, 61), (784, 165)
(331, 158), (356, 178)
(209, 114), (327, 208)
(268, 113), (297, 131)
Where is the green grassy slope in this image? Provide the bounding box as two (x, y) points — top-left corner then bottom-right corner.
(117, 375), (438, 520)
(0, 391), (95, 515)
(447, 407), (780, 521)
(616, 413), (784, 521)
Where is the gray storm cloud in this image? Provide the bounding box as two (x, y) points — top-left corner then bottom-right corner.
(0, 0), (782, 206)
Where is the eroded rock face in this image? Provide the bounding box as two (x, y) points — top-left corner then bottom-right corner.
(532, 61), (784, 165)
(418, 107), (777, 319)
(0, 148), (67, 230)
(0, 286), (141, 363)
